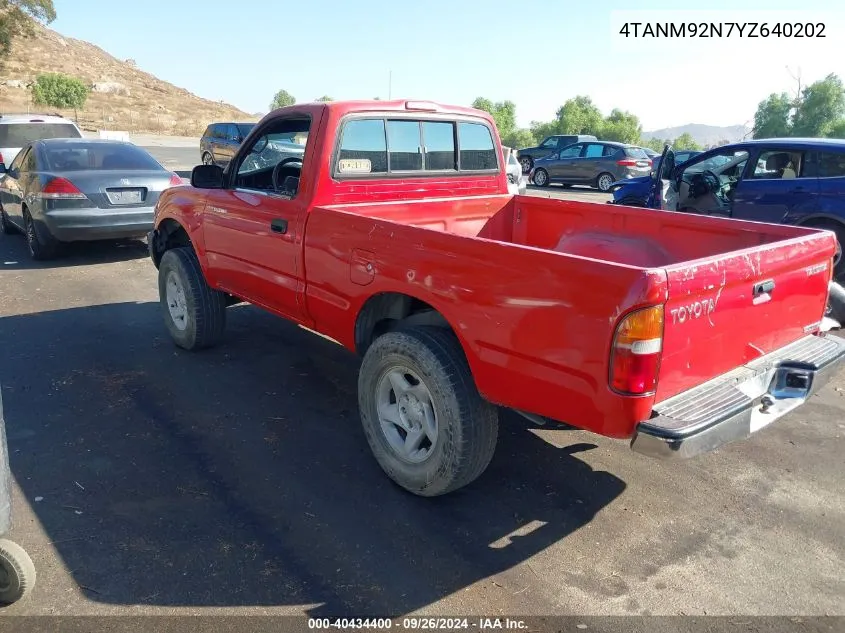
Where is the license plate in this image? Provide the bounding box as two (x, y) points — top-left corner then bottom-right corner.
(106, 188), (144, 205)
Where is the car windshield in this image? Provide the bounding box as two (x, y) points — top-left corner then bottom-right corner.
(0, 122), (81, 146)
(43, 143), (164, 171)
(686, 151), (746, 174)
(239, 131), (309, 174)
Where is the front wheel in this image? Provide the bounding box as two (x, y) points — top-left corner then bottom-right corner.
(358, 326), (499, 497)
(519, 156), (533, 174)
(596, 172), (615, 192)
(158, 247), (227, 350)
(533, 168), (549, 187)
(0, 539), (36, 605)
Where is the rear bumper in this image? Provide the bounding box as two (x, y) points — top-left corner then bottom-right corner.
(631, 334), (845, 459)
(42, 207), (155, 242)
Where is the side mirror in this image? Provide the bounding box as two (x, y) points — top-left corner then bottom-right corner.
(0, 163), (6, 175)
(191, 164), (224, 189)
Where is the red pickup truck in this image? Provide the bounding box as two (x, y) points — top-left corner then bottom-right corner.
(148, 100), (845, 497)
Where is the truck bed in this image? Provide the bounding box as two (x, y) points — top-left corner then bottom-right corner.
(308, 195), (836, 435)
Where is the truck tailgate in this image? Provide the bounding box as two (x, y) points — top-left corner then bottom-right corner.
(656, 232), (834, 403)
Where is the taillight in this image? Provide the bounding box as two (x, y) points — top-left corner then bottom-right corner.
(41, 177), (86, 199)
(618, 158), (652, 167)
(169, 173), (184, 186)
(609, 305), (664, 395)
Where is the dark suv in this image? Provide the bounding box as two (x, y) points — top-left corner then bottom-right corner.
(200, 122), (256, 166)
(516, 134), (598, 173)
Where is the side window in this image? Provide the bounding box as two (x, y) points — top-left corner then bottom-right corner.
(21, 148), (37, 172)
(558, 144), (582, 159)
(751, 150), (804, 179)
(457, 122), (497, 170)
(540, 137), (558, 149)
(337, 119), (388, 174)
(8, 147), (27, 173)
(602, 145), (618, 157)
(227, 124), (240, 141)
(234, 117), (311, 194)
(584, 143), (604, 158)
(817, 152), (845, 178)
(422, 121), (456, 171)
(387, 120), (423, 171)
(214, 125), (227, 140)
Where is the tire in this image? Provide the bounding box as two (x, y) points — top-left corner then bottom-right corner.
(596, 172), (615, 192)
(358, 326), (499, 497)
(0, 207), (14, 235)
(533, 168), (549, 187)
(157, 247), (227, 350)
(0, 539), (36, 605)
(806, 220), (845, 281)
(827, 281), (845, 325)
(24, 209), (59, 260)
(202, 152), (215, 166)
(519, 156), (533, 174)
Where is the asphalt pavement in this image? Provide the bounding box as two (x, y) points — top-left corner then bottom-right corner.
(0, 144), (842, 622)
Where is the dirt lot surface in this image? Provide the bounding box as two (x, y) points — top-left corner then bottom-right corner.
(0, 166), (842, 624)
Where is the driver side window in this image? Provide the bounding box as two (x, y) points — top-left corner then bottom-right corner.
(234, 117), (310, 196)
(558, 144), (582, 159)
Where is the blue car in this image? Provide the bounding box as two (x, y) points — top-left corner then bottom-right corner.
(609, 150), (701, 206)
(646, 138), (845, 277)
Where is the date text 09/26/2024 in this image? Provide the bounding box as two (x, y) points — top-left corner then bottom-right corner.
(308, 618), (528, 630)
(618, 22), (826, 38)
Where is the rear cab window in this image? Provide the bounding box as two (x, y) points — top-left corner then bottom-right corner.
(335, 116), (498, 177)
(0, 122), (81, 146)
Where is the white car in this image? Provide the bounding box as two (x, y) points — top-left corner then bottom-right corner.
(0, 113), (84, 167)
(503, 148), (527, 195)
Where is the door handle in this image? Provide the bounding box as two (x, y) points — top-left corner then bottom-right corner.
(270, 218), (288, 234)
(753, 279), (775, 296)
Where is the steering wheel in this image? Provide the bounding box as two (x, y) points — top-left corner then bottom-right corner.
(272, 157), (303, 193)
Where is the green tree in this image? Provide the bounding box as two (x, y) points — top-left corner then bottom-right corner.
(601, 108), (642, 143)
(792, 74), (845, 137)
(269, 89), (295, 110)
(315, 95), (333, 102)
(471, 97), (534, 149)
(673, 132), (701, 150)
(555, 96), (604, 136)
(829, 119), (845, 138)
(529, 119), (559, 144)
(752, 92), (793, 139)
(0, 0), (56, 66)
(31, 72), (88, 115)
(644, 137), (670, 152)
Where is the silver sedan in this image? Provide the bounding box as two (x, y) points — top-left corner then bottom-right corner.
(0, 138), (183, 260)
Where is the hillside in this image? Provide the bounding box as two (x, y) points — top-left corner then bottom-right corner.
(0, 21), (257, 136)
(643, 123), (751, 146)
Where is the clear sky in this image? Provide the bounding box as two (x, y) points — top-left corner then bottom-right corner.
(50, 0), (845, 132)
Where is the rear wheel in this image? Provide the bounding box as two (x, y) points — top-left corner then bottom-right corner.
(806, 220), (845, 281)
(596, 172), (615, 192)
(24, 209), (59, 260)
(158, 247), (227, 350)
(533, 168), (549, 187)
(0, 207), (14, 235)
(519, 156), (533, 174)
(358, 326), (499, 497)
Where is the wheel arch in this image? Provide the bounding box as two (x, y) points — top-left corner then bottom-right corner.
(353, 291), (467, 359)
(150, 217), (194, 269)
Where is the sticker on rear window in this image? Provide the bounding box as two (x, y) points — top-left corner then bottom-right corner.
(338, 158), (372, 173)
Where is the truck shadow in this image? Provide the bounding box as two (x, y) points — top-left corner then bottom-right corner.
(0, 301), (626, 616)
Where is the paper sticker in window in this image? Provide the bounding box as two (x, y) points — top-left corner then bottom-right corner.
(338, 158), (372, 173)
